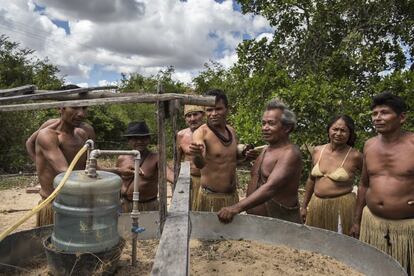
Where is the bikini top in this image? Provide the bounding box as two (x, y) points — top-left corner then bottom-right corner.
(310, 145), (352, 182)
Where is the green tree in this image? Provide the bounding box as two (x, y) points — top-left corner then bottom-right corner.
(89, 67), (189, 157)
(0, 35), (63, 173)
(193, 1), (414, 182)
(237, 0), (414, 83)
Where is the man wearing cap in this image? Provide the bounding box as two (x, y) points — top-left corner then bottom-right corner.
(176, 105), (205, 209)
(117, 121), (174, 212)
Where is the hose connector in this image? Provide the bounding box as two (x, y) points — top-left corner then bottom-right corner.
(84, 140), (95, 174)
(86, 149), (100, 178)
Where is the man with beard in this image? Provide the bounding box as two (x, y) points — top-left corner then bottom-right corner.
(34, 106), (90, 226)
(350, 92), (414, 275)
(217, 99), (302, 224)
(176, 105), (205, 209)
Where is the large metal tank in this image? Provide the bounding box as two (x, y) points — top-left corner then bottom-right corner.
(52, 170), (121, 253)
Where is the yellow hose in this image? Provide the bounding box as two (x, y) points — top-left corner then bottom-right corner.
(0, 145), (88, 242)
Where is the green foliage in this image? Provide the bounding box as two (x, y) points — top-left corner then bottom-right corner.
(193, 0), (414, 183)
(0, 175), (37, 190)
(236, 0), (414, 83)
(88, 67), (188, 157)
(0, 35), (63, 173)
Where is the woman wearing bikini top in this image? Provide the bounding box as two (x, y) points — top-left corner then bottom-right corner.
(301, 115), (362, 235)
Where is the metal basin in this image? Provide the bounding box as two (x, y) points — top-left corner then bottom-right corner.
(0, 212), (406, 275)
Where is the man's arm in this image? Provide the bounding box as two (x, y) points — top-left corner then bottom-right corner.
(166, 165), (175, 183)
(36, 129), (69, 173)
(81, 122), (96, 140)
(300, 175), (315, 223)
(350, 151), (368, 238)
(174, 133), (184, 183)
(98, 155), (135, 179)
(26, 119), (60, 161)
(218, 148), (301, 222)
(300, 148), (318, 223)
(189, 127), (206, 169)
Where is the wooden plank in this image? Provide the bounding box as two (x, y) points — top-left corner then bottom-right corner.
(171, 99), (181, 189)
(0, 85), (36, 97)
(0, 94), (215, 112)
(36, 91), (135, 101)
(0, 86), (117, 103)
(0, 88), (89, 103)
(151, 162), (191, 276)
(157, 83), (167, 234)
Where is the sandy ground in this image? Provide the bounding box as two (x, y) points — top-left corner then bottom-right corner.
(0, 187), (38, 233)
(16, 239), (364, 275)
(0, 175), (360, 275)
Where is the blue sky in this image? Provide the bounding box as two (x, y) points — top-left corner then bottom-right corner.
(0, 0), (273, 87)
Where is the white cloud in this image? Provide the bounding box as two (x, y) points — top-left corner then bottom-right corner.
(98, 79), (118, 87)
(0, 0), (272, 84)
(75, 82), (89, 88)
(256, 32), (274, 43)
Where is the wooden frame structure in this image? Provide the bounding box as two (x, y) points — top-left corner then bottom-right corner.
(0, 84), (214, 242)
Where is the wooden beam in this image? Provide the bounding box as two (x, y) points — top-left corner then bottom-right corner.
(38, 91), (138, 101)
(0, 85), (36, 97)
(152, 162), (190, 276)
(0, 94), (216, 112)
(0, 86), (118, 103)
(157, 84), (167, 234)
(171, 99), (181, 190)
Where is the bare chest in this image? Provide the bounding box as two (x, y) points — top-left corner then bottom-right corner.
(205, 134), (237, 161)
(366, 144), (414, 177)
(180, 135), (194, 156)
(58, 133), (87, 161)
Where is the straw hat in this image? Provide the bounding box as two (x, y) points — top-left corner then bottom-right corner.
(184, 105), (204, 116)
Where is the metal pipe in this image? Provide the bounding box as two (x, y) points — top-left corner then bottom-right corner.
(131, 155), (141, 266)
(86, 149), (140, 178)
(84, 139), (95, 174)
(83, 148), (143, 266)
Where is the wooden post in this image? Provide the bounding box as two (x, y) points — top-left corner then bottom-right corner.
(171, 99), (181, 190)
(157, 83), (167, 233)
(151, 162), (191, 276)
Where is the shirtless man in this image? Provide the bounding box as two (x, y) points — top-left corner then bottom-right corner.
(190, 89), (239, 212)
(350, 92), (414, 275)
(34, 106), (90, 226)
(218, 100), (303, 223)
(26, 84), (95, 162)
(117, 121), (174, 212)
(26, 118), (95, 161)
(176, 105), (205, 209)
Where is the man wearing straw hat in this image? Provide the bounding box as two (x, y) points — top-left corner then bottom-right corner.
(217, 99), (302, 224)
(33, 106), (91, 226)
(350, 92), (414, 275)
(176, 105), (205, 210)
(117, 121), (174, 212)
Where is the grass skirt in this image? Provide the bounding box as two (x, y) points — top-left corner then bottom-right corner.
(306, 192), (355, 235)
(195, 188), (239, 212)
(36, 199), (54, 227)
(121, 198), (159, 213)
(360, 206), (413, 276)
